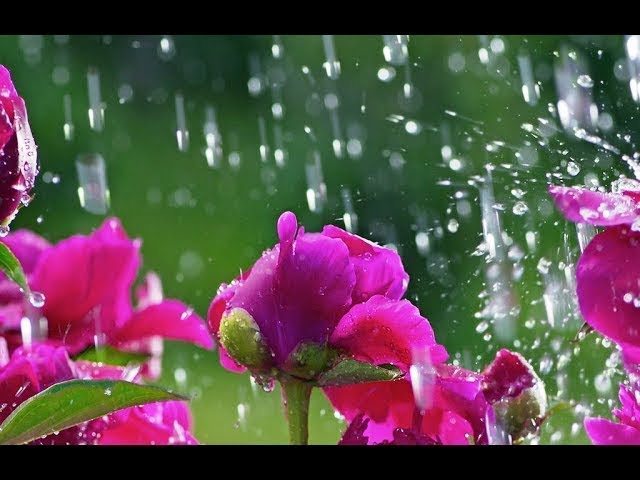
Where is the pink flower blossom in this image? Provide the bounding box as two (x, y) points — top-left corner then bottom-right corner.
(0, 218), (213, 371)
(208, 211), (445, 377)
(0, 343), (197, 444)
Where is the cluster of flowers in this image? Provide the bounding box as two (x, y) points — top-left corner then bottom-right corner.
(551, 181), (640, 444)
(0, 67), (214, 444)
(6, 58), (635, 445)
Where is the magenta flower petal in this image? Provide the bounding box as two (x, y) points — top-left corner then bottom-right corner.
(549, 185), (640, 226)
(330, 295), (448, 371)
(434, 410), (474, 445)
(98, 401), (198, 445)
(0, 66), (38, 227)
(0, 230), (51, 310)
(435, 364), (484, 402)
(227, 215), (355, 363)
(0, 229), (50, 276)
(322, 225), (409, 303)
(575, 226), (640, 346)
(0, 344), (75, 424)
(113, 300), (213, 350)
(30, 222), (140, 352)
(584, 417), (640, 445)
(325, 379), (415, 443)
(207, 276), (249, 373)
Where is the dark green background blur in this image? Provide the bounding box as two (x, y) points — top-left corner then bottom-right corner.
(0, 35), (632, 444)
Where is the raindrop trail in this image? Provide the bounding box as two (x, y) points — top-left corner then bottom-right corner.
(175, 93), (189, 152)
(341, 187), (358, 233)
(204, 106), (223, 168)
(322, 35), (341, 80)
(325, 92), (344, 158)
(305, 150), (327, 214)
(63, 93), (74, 141)
(87, 67), (104, 132)
(258, 116), (269, 163)
(382, 35), (409, 66)
(517, 53), (540, 106)
(273, 123), (286, 168)
(76, 153), (110, 215)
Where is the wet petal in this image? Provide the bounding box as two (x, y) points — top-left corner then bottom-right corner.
(31, 226), (140, 352)
(549, 185), (640, 227)
(324, 379), (415, 431)
(228, 232), (355, 364)
(98, 401), (198, 445)
(113, 300), (214, 350)
(576, 227), (640, 346)
(330, 295), (448, 372)
(322, 225), (409, 303)
(584, 417), (640, 445)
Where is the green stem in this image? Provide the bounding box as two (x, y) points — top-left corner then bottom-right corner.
(281, 380), (313, 445)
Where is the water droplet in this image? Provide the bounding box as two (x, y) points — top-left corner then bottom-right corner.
(476, 320), (489, 333)
(104, 388), (112, 396)
(537, 257), (552, 275)
(577, 74), (594, 88)
(29, 291), (45, 308)
(0, 225), (9, 237)
(539, 355), (553, 375)
(512, 201), (528, 216)
(594, 373), (612, 394)
(567, 161), (580, 176)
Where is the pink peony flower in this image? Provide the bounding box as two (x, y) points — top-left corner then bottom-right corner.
(0, 66), (38, 228)
(208, 211), (446, 378)
(330, 349), (546, 445)
(549, 181), (640, 349)
(0, 218), (213, 369)
(0, 343), (197, 445)
(584, 382), (640, 445)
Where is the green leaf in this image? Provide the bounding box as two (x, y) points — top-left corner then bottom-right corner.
(0, 379), (188, 445)
(76, 346), (151, 366)
(317, 359), (403, 387)
(0, 242), (30, 295)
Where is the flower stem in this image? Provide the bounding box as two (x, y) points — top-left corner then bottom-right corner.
(281, 380), (313, 445)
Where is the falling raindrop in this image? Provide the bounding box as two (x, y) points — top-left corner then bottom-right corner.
(158, 35), (176, 61)
(87, 67), (105, 132)
(63, 94), (74, 141)
(175, 93), (189, 152)
(76, 153), (110, 215)
(322, 35), (341, 80)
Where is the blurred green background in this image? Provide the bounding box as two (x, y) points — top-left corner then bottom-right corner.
(0, 34), (633, 444)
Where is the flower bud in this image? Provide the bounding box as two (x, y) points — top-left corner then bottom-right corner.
(218, 308), (273, 371)
(482, 349), (547, 441)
